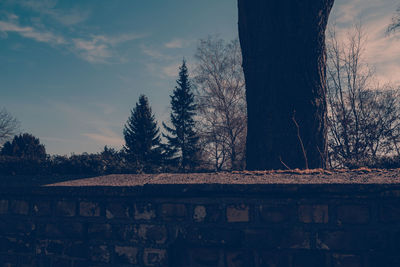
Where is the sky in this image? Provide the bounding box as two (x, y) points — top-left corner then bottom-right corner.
(1, 0), (399, 155)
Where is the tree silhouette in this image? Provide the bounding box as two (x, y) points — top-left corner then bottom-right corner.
(163, 60), (199, 172)
(123, 95), (162, 172)
(1, 133), (46, 160)
(0, 108), (19, 145)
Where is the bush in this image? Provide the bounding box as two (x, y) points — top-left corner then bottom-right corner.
(0, 155), (49, 175)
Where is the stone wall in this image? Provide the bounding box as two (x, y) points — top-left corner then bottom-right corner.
(1, 183), (400, 266)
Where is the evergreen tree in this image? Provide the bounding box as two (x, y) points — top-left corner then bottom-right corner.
(1, 133), (46, 160)
(163, 60), (199, 171)
(123, 95), (162, 172)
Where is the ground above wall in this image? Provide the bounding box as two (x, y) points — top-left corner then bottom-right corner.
(1, 170), (400, 266)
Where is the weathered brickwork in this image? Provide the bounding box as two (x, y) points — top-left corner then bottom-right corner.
(0, 184), (400, 266)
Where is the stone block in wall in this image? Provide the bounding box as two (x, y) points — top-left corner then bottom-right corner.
(79, 201), (100, 217)
(317, 230), (388, 251)
(298, 204), (328, 223)
(186, 248), (222, 266)
(105, 202), (130, 219)
(193, 205), (207, 222)
(259, 204), (296, 223)
(292, 251), (328, 267)
(134, 203), (156, 220)
(90, 244), (111, 263)
(36, 239), (87, 259)
(10, 200), (29, 215)
(143, 248), (167, 266)
(193, 205), (222, 223)
(379, 202), (400, 223)
(227, 204), (250, 222)
(368, 252), (400, 266)
(65, 241), (88, 259)
(332, 254), (362, 267)
(43, 222), (84, 239)
(257, 251), (291, 267)
(0, 254), (19, 267)
(187, 227), (243, 246)
(71, 259), (89, 267)
(33, 201), (52, 216)
(226, 250), (254, 267)
(0, 200), (8, 214)
(51, 257), (72, 267)
(114, 246), (138, 265)
(138, 224), (167, 244)
(337, 205), (369, 224)
(19, 255), (52, 267)
(2, 236), (33, 254)
(88, 223), (113, 240)
(55, 201), (76, 217)
(36, 239), (64, 256)
(160, 203), (186, 221)
(245, 227), (310, 249)
(0, 220), (35, 235)
(113, 224), (139, 242)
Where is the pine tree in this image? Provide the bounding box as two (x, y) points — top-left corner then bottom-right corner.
(1, 133), (46, 160)
(163, 60), (199, 171)
(123, 95), (162, 172)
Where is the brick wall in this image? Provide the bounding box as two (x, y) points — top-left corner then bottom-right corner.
(1, 184), (400, 266)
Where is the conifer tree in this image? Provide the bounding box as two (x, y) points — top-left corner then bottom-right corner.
(163, 60), (199, 171)
(123, 95), (162, 172)
(1, 133), (46, 160)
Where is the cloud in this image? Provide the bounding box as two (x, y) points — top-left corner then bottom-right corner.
(82, 128), (124, 147)
(333, 0), (387, 25)
(72, 34), (144, 63)
(47, 99), (124, 148)
(11, 0), (90, 26)
(330, 1), (400, 86)
(72, 37), (112, 63)
(162, 62), (181, 77)
(141, 45), (172, 60)
(164, 38), (191, 49)
(90, 102), (115, 115)
(0, 20), (66, 44)
(0, 13), (144, 63)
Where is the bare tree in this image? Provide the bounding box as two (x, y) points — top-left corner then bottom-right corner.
(194, 37), (247, 170)
(0, 108), (19, 145)
(327, 24), (400, 167)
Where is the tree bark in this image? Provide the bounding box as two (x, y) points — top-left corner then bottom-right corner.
(238, 0), (335, 170)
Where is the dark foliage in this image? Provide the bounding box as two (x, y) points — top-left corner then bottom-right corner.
(0, 156), (49, 176)
(0, 146), (137, 177)
(163, 60), (200, 172)
(123, 95), (163, 173)
(1, 133), (46, 160)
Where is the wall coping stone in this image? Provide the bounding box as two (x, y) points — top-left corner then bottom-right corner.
(1, 169), (400, 197)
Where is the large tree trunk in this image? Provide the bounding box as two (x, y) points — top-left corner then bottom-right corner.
(238, 0), (335, 170)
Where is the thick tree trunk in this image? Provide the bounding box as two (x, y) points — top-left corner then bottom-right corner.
(238, 0), (335, 170)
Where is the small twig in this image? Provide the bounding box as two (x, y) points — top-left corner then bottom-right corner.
(279, 156), (291, 170)
(292, 110), (308, 169)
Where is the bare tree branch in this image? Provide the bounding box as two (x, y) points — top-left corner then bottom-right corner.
(327, 23), (400, 167)
(194, 37), (247, 170)
(0, 108), (19, 145)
